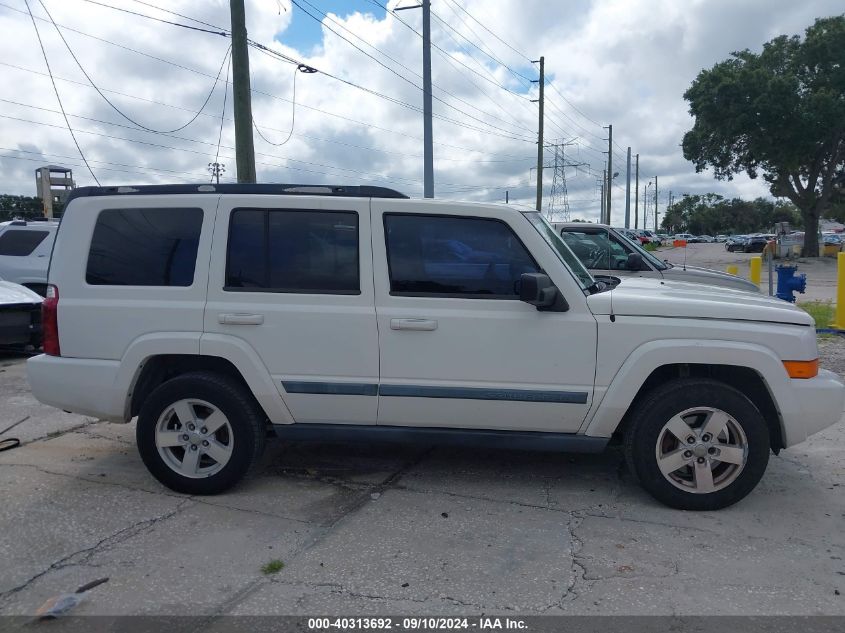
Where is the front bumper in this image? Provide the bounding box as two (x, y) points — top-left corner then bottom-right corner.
(782, 368), (845, 446)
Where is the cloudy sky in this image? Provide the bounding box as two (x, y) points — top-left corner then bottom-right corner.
(0, 0), (842, 224)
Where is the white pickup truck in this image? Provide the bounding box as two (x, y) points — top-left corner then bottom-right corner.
(26, 184), (845, 510)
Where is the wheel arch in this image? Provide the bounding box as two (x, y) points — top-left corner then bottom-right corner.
(583, 340), (793, 452)
(119, 333), (295, 425)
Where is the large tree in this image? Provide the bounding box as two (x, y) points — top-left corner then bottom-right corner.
(682, 16), (845, 256)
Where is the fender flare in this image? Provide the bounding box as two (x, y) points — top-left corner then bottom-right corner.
(581, 339), (793, 439)
(116, 332), (295, 424)
(199, 332), (295, 424)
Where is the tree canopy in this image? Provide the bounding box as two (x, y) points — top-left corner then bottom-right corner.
(682, 15), (845, 255)
(0, 194), (47, 221)
(661, 194), (802, 235)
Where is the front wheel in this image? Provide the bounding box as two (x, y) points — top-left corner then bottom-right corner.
(624, 378), (770, 510)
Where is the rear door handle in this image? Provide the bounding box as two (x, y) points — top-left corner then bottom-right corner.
(390, 318), (438, 331)
(218, 313), (264, 325)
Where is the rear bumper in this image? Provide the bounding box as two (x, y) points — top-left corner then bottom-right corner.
(27, 354), (124, 421)
(782, 368), (845, 446)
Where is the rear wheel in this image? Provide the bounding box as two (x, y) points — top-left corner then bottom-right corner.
(624, 378), (770, 510)
(137, 371), (266, 494)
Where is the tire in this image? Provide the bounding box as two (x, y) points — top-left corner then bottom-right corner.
(136, 371), (267, 494)
(624, 378), (769, 511)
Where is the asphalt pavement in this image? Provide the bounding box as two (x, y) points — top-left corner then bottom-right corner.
(0, 351), (844, 617)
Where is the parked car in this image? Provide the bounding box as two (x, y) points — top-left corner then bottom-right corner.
(743, 235), (769, 253)
(644, 230), (663, 245)
(726, 236), (748, 252)
(673, 233), (695, 243)
(715, 235), (729, 243)
(0, 218), (59, 296)
(698, 235), (715, 243)
(27, 184), (844, 511)
(554, 222), (759, 292)
(0, 276), (42, 349)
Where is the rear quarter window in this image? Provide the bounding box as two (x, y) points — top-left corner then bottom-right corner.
(0, 229), (50, 256)
(86, 208), (203, 286)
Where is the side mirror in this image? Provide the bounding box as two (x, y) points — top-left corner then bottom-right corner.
(626, 253), (644, 271)
(519, 273), (568, 312)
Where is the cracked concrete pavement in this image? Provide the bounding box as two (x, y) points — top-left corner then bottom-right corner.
(1, 349), (844, 617)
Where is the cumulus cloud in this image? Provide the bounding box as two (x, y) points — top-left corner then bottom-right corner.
(0, 0), (841, 223)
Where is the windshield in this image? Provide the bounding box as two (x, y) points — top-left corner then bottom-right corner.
(523, 212), (594, 290)
(617, 231), (668, 270)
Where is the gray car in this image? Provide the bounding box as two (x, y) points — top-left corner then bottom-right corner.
(552, 222), (759, 292)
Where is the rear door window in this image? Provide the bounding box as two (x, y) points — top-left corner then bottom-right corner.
(0, 229), (49, 256)
(225, 209), (359, 294)
(86, 208), (203, 286)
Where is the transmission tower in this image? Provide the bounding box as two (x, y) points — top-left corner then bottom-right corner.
(545, 142), (585, 221)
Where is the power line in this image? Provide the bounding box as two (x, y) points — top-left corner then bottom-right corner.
(546, 79), (605, 129)
(288, 0), (536, 141)
(4, 1), (534, 145)
(0, 110), (529, 191)
(436, 0), (533, 85)
(77, 0), (228, 37)
(252, 63), (298, 148)
(38, 0), (232, 135)
(384, 0), (534, 133)
(295, 0), (533, 136)
(213, 53), (231, 168)
(0, 16), (530, 158)
(22, 0), (99, 184)
(0, 146), (229, 181)
(370, 0), (534, 103)
(440, 0), (531, 63)
(251, 42), (536, 143)
(127, 0), (225, 31)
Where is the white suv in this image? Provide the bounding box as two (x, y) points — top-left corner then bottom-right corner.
(26, 184), (845, 510)
(0, 218), (59, 296)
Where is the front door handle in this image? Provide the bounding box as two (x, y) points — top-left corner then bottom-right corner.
(390, 318), (438, 331)
(218, 313), (264, 325)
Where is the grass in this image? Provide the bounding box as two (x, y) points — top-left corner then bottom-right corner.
(798, 300), (835, 328)
(261, 559), (285, 575)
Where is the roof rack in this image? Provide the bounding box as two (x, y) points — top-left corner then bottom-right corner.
(65, 184), (409, 205)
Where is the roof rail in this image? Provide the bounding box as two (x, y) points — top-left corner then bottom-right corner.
(65, 183), (409, 205)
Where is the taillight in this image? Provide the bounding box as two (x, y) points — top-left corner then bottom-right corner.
(42, 284), (60, 356)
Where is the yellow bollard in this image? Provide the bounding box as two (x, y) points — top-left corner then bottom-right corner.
(832, 252), (845, 329)
(749, 256), (762, 286)
(726, 264), (739, 276)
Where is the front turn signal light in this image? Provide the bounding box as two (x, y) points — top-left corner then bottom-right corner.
(783, 359), (819, 379)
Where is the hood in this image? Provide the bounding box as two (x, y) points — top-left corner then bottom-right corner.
(587, 277), (813, 326)
(0, 280), (43, 305)
(663, 264), (759, 292)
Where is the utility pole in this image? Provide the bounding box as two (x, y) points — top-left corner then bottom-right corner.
(604, 124), (612, 224)
(624, 147), (631, 228)
(396, 1), (434, 198)
(422, 0), (433, 197)
(601, 168), (606, 222)
(532, 56), (545, 211)
(654, 175), (659, 233)
(634, 154), (639, 229)
(230, 0), (256, 183)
